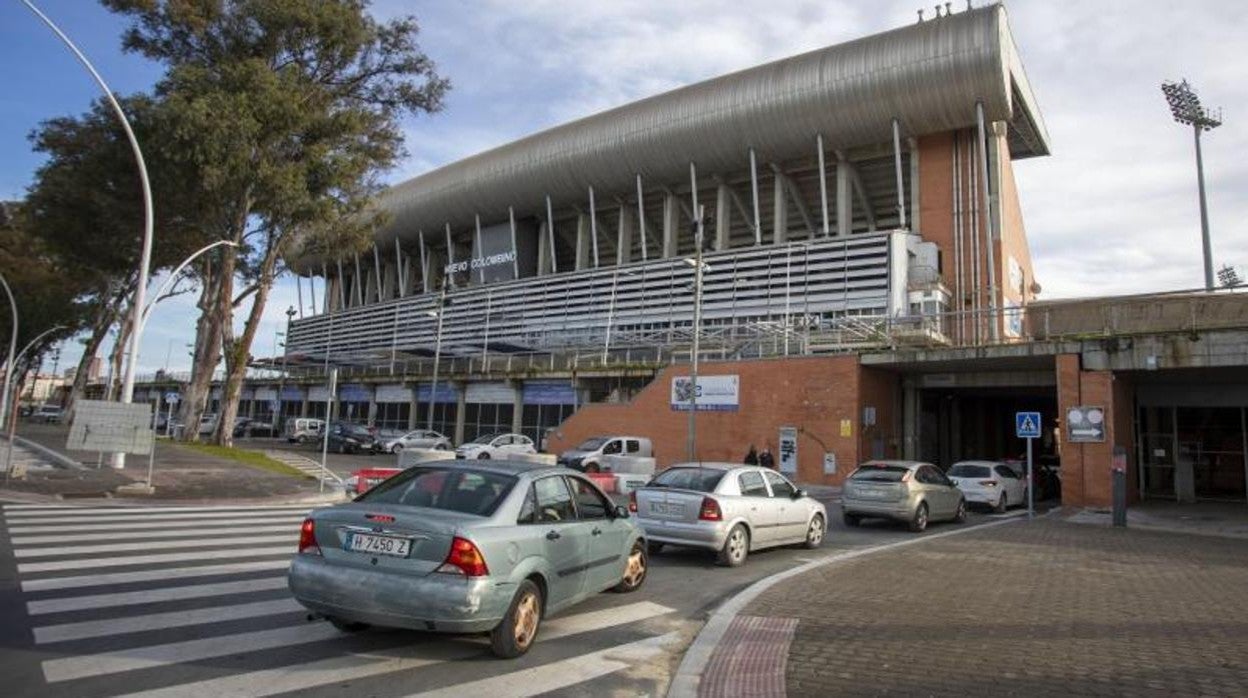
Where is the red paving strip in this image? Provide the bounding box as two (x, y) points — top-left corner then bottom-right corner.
(698, 615), (796, 698)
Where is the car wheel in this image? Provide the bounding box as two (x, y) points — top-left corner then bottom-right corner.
(843, 512), (861, 527)
(392, 444), (404, 454)
(954, 498), (967, 523)
(612, 541), (648, 593)
(490, 579), (542, 658)
(584, 462), (600, 474)
(338, 443), (347, 454)
(909, 502), (929, 533)
(716, 524), (749, 567)
(328, 617), (369, 633)
(647, 541), (664, 555)
(803, 514), (825, 549)
(994, 493), (1007, 514)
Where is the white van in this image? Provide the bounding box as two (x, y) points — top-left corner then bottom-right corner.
(557, 436), (653, 473)
(285, 418), (325, 443)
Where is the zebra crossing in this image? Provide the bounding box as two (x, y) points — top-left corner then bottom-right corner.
(0, 503), (682, 697)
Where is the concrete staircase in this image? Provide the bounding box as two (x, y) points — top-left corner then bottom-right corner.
(264, 450), (344, 488)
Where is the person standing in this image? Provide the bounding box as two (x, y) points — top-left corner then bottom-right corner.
(744, 445), (759, 465)
(758, 446), (775, 470)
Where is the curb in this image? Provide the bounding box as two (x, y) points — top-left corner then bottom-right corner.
(665, 514), (1028, 698)
(0, 488), (349, 508)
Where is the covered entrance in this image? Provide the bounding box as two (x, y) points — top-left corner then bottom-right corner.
(1135, 370), (1248, 504)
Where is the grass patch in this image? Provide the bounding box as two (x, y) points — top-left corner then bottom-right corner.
(180, 442), (308, 479)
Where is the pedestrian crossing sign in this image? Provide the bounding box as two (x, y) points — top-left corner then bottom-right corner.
(1016, 412), (1041, 439)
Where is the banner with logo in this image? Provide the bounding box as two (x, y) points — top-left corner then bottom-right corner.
(778, 426), (798, 474)
(670, 375), (739, 412)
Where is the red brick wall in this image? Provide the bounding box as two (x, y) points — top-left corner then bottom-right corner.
(545, 355), (866, 486)
(1055, 354), (1136, 508)
(858, 367), (901, 465)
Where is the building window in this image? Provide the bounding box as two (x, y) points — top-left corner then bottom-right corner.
(374, 403), (410, 432)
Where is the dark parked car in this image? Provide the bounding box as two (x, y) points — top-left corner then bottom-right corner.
(233, 418), (278, 439)
(326, 422), (380, 455)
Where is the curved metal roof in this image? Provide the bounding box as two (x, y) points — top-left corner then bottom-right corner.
(295, 3), (1046, 269)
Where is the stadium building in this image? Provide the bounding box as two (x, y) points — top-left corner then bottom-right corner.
(131, 3), (1248, 508)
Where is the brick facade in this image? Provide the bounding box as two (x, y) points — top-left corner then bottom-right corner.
(1055, 353), (1138, 508)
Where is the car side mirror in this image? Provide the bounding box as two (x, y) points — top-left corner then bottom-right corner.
(792, 489), (806, 499)
(613, 504), (630, 519)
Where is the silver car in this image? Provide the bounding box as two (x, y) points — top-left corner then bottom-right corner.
(841, 460), (967, 532)
(378, 429), (452, 454)
(288, 461), (648, 658)
(631, 463), (827, 567)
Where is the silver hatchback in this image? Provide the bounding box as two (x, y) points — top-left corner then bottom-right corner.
(841, 460), (966, 532)
(631, 463), (827, 567)
(288, 461), (647, 658)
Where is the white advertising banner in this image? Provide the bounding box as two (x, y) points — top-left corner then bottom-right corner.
(778, 426), (798, 474)
(670, 375), (739, 412)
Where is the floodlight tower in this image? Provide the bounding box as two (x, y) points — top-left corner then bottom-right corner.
(1162, 79), (1223, 291)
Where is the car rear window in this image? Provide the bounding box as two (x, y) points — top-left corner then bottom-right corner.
(949, 465), (992, 478)
(849, 464), (910, 482)
(649, 467), (725, 492)
(358, 467), (517, 516)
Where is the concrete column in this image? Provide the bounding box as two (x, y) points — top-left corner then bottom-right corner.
(715, 183), (731, 251)
(511, 380), (524, 435)
(772, 173), (788, 244)
(367, 399), (377, 428)
(299, 395), (309, 418)
(836, 155), (853, 236)
(662, 193), (680, 257)
(575, 213), (591, 270)
(537, 221), (551, 276)
(616, 205), (635, 266)
(453, 382), (468, 446)
(407, 385), (419, 430)
(902, 377), (919, 460)
(908, 137), (921, 233)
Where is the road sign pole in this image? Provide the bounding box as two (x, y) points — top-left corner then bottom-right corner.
(1026, 436), (1034, 519)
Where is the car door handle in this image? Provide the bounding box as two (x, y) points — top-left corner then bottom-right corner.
(546, 530), (561, 541)
(591, 527), (602, 536)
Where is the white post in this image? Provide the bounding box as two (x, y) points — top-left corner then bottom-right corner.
(893, 118), (908, 229)
(320, 368), (337, 493)
(687, 206), (705, 462)
(749, 148), (762, 246)
(474, 214), (485, 284)
(603, 268), (619, 364)
(427, 279), (447, 432)
(545, 195), (558, 274)
(636, 174), (648, 262)
(588, 186), (599, 267)
(817, 134), (830, 237)
(0, 273), (17, 431)
(508, 206), (520, 279)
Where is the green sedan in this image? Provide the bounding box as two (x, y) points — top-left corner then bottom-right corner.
(288, 461), (648, 658)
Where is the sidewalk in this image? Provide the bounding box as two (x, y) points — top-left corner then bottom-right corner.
(693, 519), (1248, 697)
(1, 423), (341, 504)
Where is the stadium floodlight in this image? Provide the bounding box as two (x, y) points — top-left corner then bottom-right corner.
(1217, 264), (1242, 289)
(1162, 79), (1223, 291)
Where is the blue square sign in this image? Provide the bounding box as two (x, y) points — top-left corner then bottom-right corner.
(1016, 412), (1042, 439)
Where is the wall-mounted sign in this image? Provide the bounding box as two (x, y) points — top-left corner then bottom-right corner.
(670, 375), (739, 412)
(840, 419), (853, 437)
(778, 426), (797, 474)
(444, 250), (517, 276)
(1066, 405), (1106, 443)
(823, 452), (837, 475)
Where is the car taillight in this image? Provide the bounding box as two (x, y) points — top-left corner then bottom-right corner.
(437, 536), (489, 577)
(628, 491), (638, 513)
(298, 518), (321, 556)
(698, 497), (722, 521)
(979, 480), (998, 487)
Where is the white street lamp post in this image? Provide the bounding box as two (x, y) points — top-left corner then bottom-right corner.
(0, 273), (18, 430)
(22, 1), (155, 471)
(4, 324), (66, 480)
(685, 206), (707, 461)
(425, 278), (448, 432)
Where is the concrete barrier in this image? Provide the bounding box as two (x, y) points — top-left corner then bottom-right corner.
(601, 455), (656, 476)
(506, 452), (558, 465)
(614, 473), (650, 493)
(397, 449), (457, 468)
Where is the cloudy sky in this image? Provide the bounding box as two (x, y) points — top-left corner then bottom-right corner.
(0, 0), (1244, 375)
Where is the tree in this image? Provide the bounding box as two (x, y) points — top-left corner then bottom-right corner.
(23, 94), (211, 413)
(102, 0), (449, 446)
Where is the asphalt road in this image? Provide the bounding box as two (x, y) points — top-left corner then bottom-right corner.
(0, 495), (1026, 698)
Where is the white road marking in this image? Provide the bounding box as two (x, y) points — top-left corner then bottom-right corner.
(4, 510), (315, 525)
(2, 504), (314, 516)
(11, 524), (299, 545)
(42, 622), (343, 683)
(406, 632), (681, 698)
(27, 577), (290, 615)
(5, 516), (305, 534)
(18, 546), (293, 574)
(21, 560), (291, 593)
(34, 598), (304, 644)
(113, 601), (677, 698)
(14, 534), (297, 559)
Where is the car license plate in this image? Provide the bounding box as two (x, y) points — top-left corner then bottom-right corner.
(649, 501), (685, 517)
(858, 487), (886, 499)
(347, 533), (412, 557)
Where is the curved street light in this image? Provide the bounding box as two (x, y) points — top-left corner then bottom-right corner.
(4, 324), (66, 480)
(139, 240), (240, 334)
(22, 1), (155, 470)
(0, 273), (18, 429)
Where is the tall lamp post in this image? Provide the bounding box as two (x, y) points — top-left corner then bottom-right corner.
(0, 273), (18, 430)
(23, 1), (155, 470)
(425, 278), (449, 432)
(4, 325), (66, 480)
(276, 305), (296, 436)
(1162, 79), (1223, 291)
(684, 207), (708, 461)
